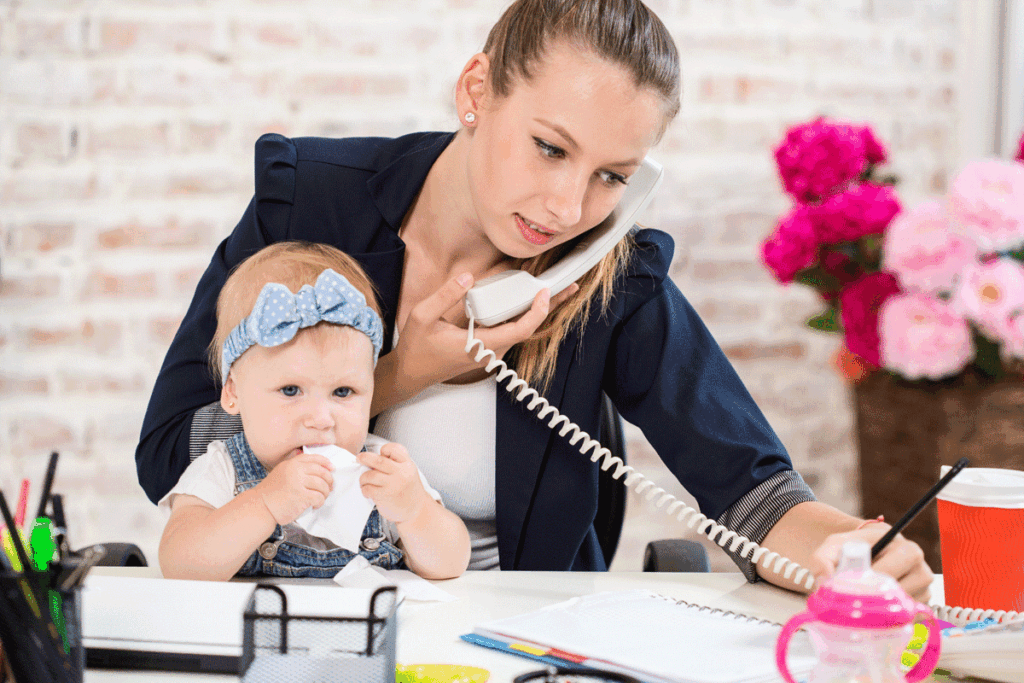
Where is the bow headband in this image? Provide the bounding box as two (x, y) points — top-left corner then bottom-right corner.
(221, 268), (383, 382)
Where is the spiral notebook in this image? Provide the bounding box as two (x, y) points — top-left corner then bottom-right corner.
(468, 589), (814, 683)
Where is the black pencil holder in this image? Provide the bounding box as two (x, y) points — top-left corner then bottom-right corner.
(239, 583), (398, 683)
(0, 572), (83, 683)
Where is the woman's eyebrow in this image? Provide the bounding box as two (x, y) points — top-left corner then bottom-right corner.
(535, 118), (642, 169)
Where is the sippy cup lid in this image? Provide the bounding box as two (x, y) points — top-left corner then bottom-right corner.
(806, 540), (918, 629)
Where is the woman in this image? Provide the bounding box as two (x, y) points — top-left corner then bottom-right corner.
(137, 0), (933, 599)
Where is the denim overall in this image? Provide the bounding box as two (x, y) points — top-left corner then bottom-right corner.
(226, 433), (404, 578)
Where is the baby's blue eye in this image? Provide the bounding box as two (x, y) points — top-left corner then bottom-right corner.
(334, 387), (352, 398)
(280, 385), (299, 397)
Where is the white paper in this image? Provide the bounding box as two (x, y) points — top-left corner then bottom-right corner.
(333, 555), (458, 603)
(294, 444), (375, 552)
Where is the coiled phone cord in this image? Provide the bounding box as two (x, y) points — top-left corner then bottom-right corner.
(465, 317), (817, 591)
(465, 319), (1024, 624)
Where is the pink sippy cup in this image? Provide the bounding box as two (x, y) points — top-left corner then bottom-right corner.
(776, 540), (941, 683)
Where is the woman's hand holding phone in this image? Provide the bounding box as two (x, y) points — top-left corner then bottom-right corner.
(257, 453), (335, 526)
(373, 271), (578, 415)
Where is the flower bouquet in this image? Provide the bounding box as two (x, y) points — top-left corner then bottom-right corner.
(763, 119), (1024, 570)
(762, 116), (1024, 384)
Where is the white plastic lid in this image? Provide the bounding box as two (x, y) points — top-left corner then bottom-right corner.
(825, 540), (901, 596)
(937, 466), (1024, 509)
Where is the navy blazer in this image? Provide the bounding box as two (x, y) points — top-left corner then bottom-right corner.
(136, 131), (798, 571)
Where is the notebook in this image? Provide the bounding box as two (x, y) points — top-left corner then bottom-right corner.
(938, 617), (1024, 683)
(81, 575), (377, 674)
(468, 589), (815, 683)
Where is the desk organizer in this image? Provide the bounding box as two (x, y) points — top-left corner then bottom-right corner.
(0, 573), (84, 683)
(239, 583), (398, 683)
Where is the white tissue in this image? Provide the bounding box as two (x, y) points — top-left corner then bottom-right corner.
(293, 444), (375, 553)
(333, 556), (458, 602)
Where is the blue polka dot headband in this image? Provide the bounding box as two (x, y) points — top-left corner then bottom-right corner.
(220, 268), (383, 382)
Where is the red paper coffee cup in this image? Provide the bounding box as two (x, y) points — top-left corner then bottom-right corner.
(937, 466), (1024, 613)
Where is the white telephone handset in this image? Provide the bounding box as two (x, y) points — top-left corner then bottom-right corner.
(465, 156), (664, 326)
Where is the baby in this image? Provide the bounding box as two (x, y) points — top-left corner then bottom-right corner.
(158, 241), (470, 580)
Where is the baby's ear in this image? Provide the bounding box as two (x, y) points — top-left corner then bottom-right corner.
(221, 375), (240, 415)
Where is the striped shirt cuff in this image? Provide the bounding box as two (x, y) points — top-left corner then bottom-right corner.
(715, 469), (817, 583)
(189, 402), (243, 462)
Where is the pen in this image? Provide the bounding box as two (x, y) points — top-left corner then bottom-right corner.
(36, 451), (60, 520)
(15, 479), (30, 529)
(0, 492), (34, 577)
(51, 494), (69, 561)
(871, 457), (970, 559)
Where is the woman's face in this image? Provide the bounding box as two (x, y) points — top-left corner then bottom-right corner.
(466, 41), (666, 260)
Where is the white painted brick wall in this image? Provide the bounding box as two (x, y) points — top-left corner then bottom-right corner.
(0, 0), (961, 573)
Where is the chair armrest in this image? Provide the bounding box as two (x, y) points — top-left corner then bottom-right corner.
(77, 542), (148, 567)
(642, 539), (710, 572)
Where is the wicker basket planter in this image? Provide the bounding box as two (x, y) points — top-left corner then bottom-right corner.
(853, 369), (1024, 571)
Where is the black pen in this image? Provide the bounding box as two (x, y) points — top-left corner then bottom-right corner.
(871, 457), (970, 559)
(51, 494), (69, 561)
(36, 451), (60, 520)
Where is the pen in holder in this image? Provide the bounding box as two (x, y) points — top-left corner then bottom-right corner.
(239, 584), (398, 683)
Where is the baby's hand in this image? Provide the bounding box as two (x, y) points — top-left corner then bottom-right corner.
(258, 452), (334, 526)
(357, 442), (432, 524)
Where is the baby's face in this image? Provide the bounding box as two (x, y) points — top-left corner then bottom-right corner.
(222, 325), (374, 470)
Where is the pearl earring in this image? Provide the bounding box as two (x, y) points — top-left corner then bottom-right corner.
(464, 112), (476, 124)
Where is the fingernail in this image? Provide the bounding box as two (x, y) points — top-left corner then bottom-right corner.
(457, 273), (473, 287)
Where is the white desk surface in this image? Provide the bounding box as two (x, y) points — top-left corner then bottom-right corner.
(82, 567), (947, 683)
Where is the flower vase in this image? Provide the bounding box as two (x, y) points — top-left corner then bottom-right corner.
(852, 369), (1024, 572)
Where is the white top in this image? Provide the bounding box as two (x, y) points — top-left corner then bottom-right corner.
(374, 375), (500, 570)
(158, 435), (443, 545)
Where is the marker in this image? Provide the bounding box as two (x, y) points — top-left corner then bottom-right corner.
(14, 479), (30, 529)
(871, 457), (970, 559)
(35, 451), (60, 521)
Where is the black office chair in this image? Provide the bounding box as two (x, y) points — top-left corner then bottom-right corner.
(595, 394), (710, 573)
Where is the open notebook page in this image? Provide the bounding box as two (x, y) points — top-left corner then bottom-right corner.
(475, 589), (814, 683)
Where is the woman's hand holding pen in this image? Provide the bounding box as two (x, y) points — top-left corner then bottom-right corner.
(372, 271), (579, 414)
(257, 453), (335, 526)
(810, 524), (934, 603)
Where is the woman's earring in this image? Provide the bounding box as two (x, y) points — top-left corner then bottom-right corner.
(464, 112), (476, 124)
(227, 401), (235, 409)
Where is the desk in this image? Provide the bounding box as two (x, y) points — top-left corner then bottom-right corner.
(82, 568), (947, 683)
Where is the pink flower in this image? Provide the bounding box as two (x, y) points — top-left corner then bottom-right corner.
(882, 200), (977, 293)
(951, 258), (1024, 337)
(858, 125), (888, 165)
(997, 313), (1024, 359)
(774, 117), (869, 202)
(879, 294), (974, 380)
(839, 272), (902, 368)
(948, 159), (1024, 251)
(761, 205), (819, 283)
(814, 183), (901, 244)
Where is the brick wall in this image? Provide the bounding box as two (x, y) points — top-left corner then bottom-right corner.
(0, 0), (960, 572)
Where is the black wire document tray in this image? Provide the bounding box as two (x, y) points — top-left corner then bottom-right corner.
(239, 583), (398, 683)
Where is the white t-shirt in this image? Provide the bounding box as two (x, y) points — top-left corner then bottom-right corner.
(158, 435), (443, 545)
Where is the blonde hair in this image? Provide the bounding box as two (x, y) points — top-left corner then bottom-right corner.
(482, 0), (679, 390)
(210, 241), (380, 381)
